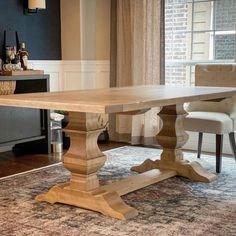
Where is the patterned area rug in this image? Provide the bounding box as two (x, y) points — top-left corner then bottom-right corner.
(0, 146), (236, 236)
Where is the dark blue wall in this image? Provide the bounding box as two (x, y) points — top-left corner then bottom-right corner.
(0, 0), (61, 60)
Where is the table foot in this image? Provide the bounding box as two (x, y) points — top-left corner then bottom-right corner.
(36, 183), (138, 220)
(131, 159), (157, 173)
(131, 159), (216, 183)
(156, 160), (217, 183)
(131, 104), (217, 183)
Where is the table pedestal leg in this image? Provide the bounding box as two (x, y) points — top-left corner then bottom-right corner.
(131, 105), (216, 183)
(36, 112), (138, 220)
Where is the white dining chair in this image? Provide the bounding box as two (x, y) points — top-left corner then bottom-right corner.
(184, 64), (236, 173)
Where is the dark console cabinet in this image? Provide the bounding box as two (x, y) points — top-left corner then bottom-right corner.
(0, 75), (51, 153)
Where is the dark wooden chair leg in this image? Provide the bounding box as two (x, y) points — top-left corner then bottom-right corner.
(197, 132), (203, 159)
(229, 132), (236, 160)
(216, 134), (223, 173)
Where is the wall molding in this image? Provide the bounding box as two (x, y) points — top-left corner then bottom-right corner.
(30, 60), (110, 92)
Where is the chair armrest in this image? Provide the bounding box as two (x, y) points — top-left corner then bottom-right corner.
(186, 97), (235, 115)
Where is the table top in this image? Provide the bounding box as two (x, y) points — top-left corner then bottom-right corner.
(0, 85), (235, 113)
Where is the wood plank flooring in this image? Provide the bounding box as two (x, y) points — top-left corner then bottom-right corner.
(0, 142), (125, 178)
(0, 142), (229, 179)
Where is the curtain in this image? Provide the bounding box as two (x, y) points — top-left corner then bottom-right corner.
(109, 0), (165, 145)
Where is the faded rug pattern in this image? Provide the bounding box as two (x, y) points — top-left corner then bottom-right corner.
(0, 146), (236, 236)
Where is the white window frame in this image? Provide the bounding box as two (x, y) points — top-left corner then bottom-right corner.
(165, 0), (236, 85)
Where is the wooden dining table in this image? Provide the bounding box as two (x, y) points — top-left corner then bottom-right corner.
(0, 85), (236, 220)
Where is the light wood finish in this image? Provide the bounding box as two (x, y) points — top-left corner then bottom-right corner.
(116, 108), (151, 115)
(36, 183), (138, 220)
(36, 111), (138, 220)
(131, 105), (217, 183)
(63, 112), (106, 191)
(0, 86), (236, 113)
(36, 111), (177, 219)
(100, 169), (177, 196)
(36, 169), (177, 220)
(0, 70), (44, 76)
(0, 85), (235, 219)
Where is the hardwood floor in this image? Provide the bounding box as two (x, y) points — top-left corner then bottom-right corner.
(0, 142), (125, 178)
(0, 142), (227, 179)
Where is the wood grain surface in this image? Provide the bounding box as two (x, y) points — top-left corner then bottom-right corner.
(2, 85), (229, 219)
(0, 85), (235, 113)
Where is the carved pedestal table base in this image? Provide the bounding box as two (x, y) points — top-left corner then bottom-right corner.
(0, 85), (229, 220)
(36, 105), (216, 220)
(131, 105), (217, 183)
(36, 112), (139, 220)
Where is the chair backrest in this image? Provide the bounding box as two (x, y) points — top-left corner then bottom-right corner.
(195, 64), (236, 87)
(187, 64), (236, 114)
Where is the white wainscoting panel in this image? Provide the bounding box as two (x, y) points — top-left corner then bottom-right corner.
(30, 60), (110, 91)
(63, 72), (83, 90)
(30, 60), (63, 91)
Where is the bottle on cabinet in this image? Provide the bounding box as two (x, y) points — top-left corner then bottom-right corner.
(19, 43), (29, 70)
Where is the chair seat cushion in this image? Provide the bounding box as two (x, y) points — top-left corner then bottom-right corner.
(184, 111), (233, 134)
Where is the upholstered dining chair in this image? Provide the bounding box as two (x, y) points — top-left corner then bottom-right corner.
(184, 64), (236, 173)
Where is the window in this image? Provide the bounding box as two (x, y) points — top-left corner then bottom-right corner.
(165, 0), (236, 85)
